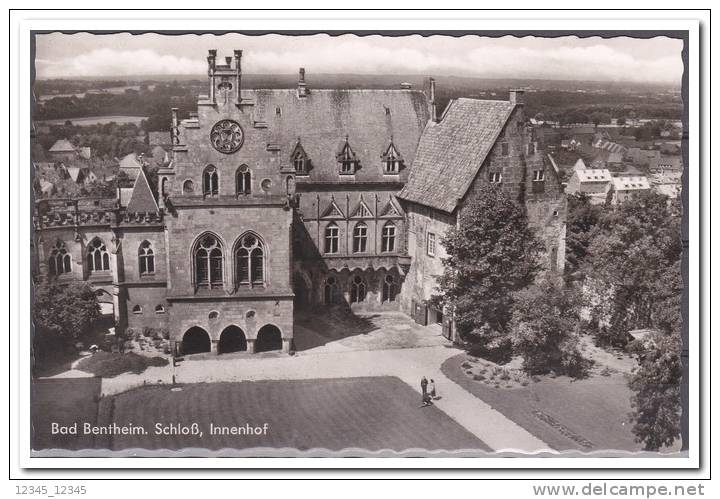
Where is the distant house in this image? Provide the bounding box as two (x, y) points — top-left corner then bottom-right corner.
(37, 178), (55, 196)
(119, 152), (144, 179)
(606, 175), (651, 205)
(565, 168), (613, 204)
(572, 158), (587, 171)
(66, 166), (86, 184)
(79, 146), (92, 160)
(649, 154), (683, 174)
(48, 139), (78, 161)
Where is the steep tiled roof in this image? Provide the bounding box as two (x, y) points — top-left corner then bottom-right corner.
(48, 139), (76, 153)
(398, 98), (515, 213)
(248, 89), (430, 183)
(125, 168), (159, 213)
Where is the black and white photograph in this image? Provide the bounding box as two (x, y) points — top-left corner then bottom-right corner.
(12, 11), (705, 481)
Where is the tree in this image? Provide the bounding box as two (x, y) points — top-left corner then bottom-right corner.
(33, 280), (100, 354)
(584, 192), (682, 346)
(510, 278), (588, 376)
(565, 193), (603, 277)
(627, 331), (682, 451)
(435, 184), (541, 358)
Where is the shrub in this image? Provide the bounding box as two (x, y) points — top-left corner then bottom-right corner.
(473, 374), (486, 381)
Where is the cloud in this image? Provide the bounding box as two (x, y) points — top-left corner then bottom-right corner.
(35, 38), (682, 84)
(37, 48), (205, 78)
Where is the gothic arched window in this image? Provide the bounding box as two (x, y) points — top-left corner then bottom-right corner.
(236, 165), (251, 196)
(381, 222), (396, 253)
(352, 222), (368, 253)
(203, 165), (218, 197)
(324, 276), (340, 305)
(86, 238), (109, 272)
(235, 233), (264, 286)
(48, 240), (71, 276)
(350, 275), (366, 303)
(138, 241), (155, 276)
(194, 234), (223, 289)
(382, 274), (397, 303)
(324, 223), (339, 254)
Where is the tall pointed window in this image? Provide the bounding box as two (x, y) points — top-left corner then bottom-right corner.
(48, 240), (72, 276)
(290, 139), (309, 175)
(381, 222), (396, 253)
(352, 222), (368, 253)
(138, 241), (155, 276)
(324, 276), (340, 304)
(324, 223), (339, 254)
(382, 274), (397, 303)
(86, 238), (109, 272)
(350, 275), (367, 303)
(236, 165), (251, 195)
(203, 165), (218, 197)
(235, 233), (264, 286)
(195, 234), (223, 289)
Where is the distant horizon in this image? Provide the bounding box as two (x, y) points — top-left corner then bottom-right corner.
(33, 73), (681, 89)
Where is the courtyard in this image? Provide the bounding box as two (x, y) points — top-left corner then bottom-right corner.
(32, 311), (668, 456)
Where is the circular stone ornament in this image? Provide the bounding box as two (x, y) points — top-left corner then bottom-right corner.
(210, 119), (244, 154)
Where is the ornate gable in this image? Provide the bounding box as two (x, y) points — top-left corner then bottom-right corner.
(379, 197), (403, 218)
(320, 198), (346, 220)
(351, 198), (374, 219)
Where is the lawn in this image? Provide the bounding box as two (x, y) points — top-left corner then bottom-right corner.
(442, 354), (640, 452)
(32, 377), (102, 450)
(97, 377), (488, 453)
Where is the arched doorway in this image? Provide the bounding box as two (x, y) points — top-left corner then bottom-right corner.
(218, 325), (247, 354)
(182, 326), (211, 355)
(255, 324), (282, 353)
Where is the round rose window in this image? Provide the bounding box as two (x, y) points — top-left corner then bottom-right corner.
(210, 120), (244, 154)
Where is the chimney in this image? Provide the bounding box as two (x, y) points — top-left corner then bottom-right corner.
(297, 67), (308, 98)
(234, 50), (242, 104)
(429, 77), (437, 123)
(207, 50), (217, 104)
(509, 89), (525, 106)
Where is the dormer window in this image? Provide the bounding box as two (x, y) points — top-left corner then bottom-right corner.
(290, 139), (309, 175)
(381, 138), (404, 174)
(336, 135), (358, 175)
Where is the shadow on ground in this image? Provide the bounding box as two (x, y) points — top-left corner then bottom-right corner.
(293, 306), (379, 351)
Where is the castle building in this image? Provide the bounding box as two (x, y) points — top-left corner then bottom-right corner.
(32, 50), (566, 355)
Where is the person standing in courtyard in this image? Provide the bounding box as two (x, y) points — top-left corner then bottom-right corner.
(420, 376), (430, 406)
(429, 379), (437, 399)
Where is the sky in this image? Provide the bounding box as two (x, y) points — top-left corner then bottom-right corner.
(34, 32), (683, 84)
